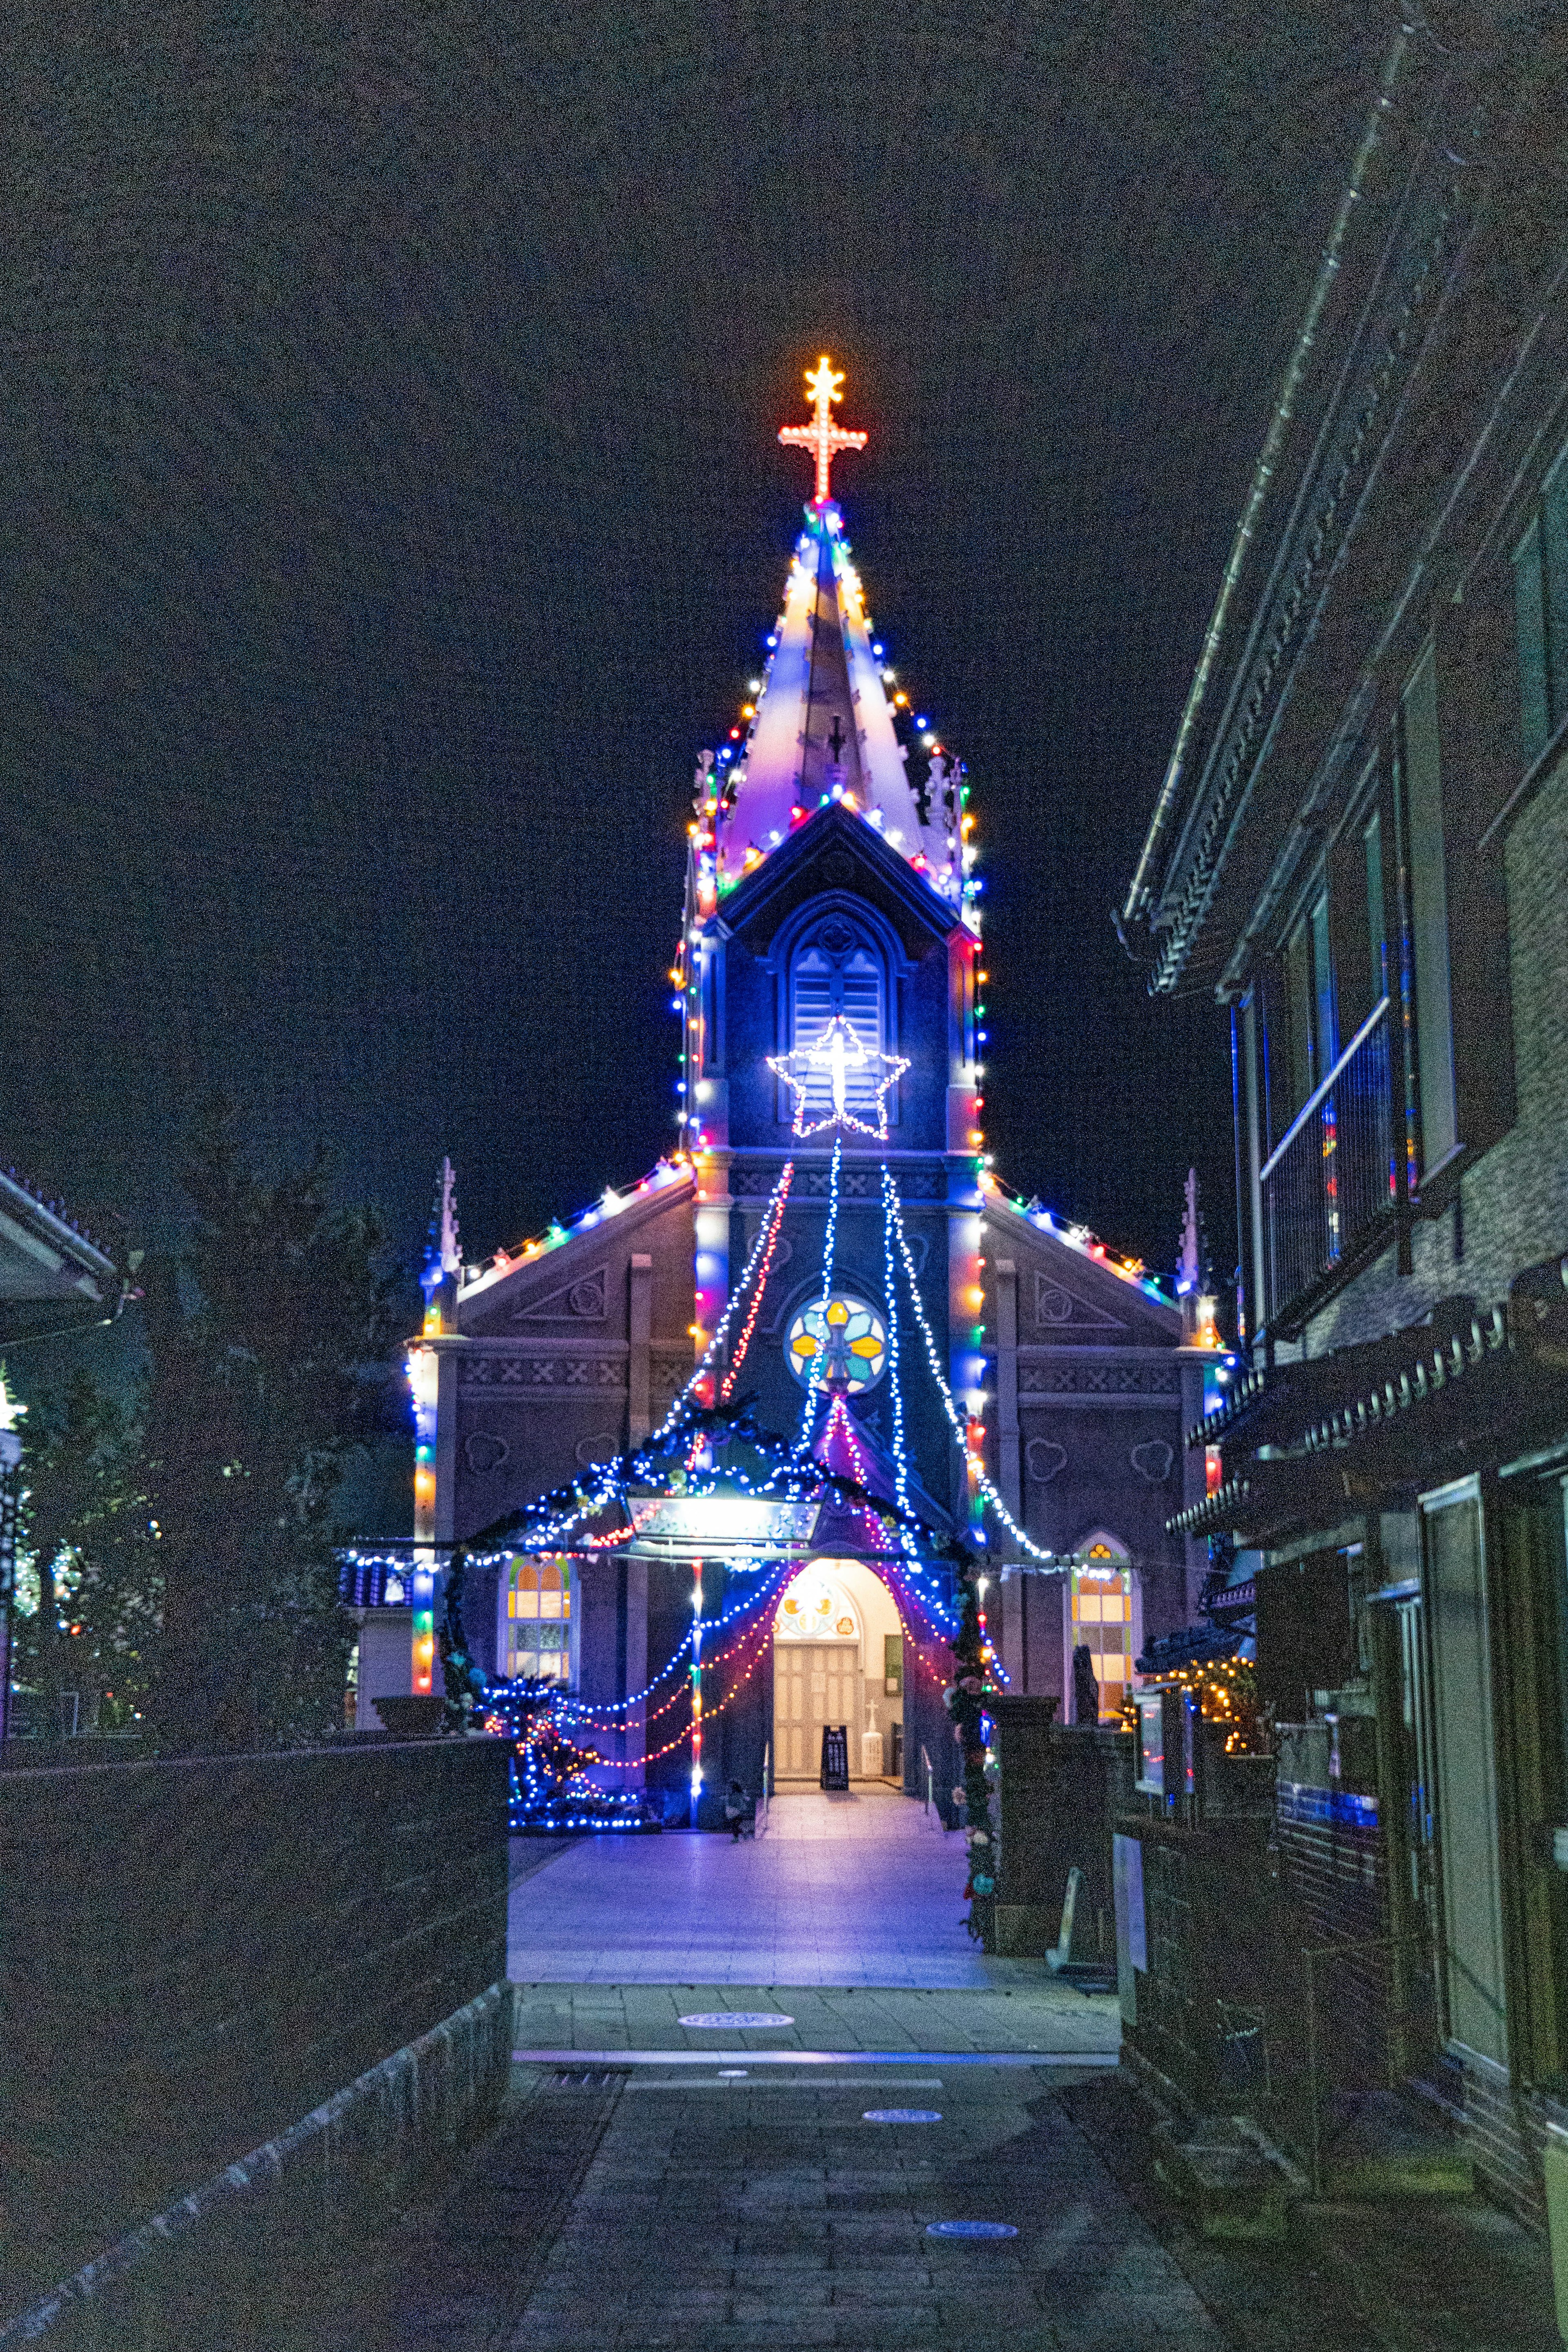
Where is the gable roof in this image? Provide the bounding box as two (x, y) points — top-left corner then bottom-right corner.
(715, 799), (963, 959)
(455, 1162), (695, 1332)
(984, 1183), (1180, 1341)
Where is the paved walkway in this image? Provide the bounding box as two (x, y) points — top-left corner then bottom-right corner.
(342, 2061), (1559, 2352)
(512, 1981), (1119, 2060)
(508, 1787), (1055, 1988)
(328, 1793), (1557, 2352)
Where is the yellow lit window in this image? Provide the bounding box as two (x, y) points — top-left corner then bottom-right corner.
(506, 1555), (572, 1682)
(1071, 1557), (1133, 1723)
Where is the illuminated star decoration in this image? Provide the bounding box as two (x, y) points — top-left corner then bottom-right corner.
(768, 1014), (910, 1140)
(778, 355), (868, 506)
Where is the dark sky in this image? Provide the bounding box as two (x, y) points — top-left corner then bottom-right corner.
(5, 1), (1384, 1305)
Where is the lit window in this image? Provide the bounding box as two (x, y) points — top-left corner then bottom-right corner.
(505, 1555), (573, 1683)
(786, 1295), (888, 1392)
(1072, 1541), (1133, 1724)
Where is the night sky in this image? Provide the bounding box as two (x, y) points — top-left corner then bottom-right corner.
(5, 2), (1383, 1312)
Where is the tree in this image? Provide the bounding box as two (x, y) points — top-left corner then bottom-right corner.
(14, 1372), (154, 1733)
(143, 1099), (400, 1751)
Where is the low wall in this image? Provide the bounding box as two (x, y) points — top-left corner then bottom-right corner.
(990, 1701), (1132, 1957)
(1116, 1815), (1283, 2115)
(0, 1737), (509, 2319)
(0, 1981), (513, 2350)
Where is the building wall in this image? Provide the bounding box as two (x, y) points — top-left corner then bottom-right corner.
(1301, 751), (1568, 1360)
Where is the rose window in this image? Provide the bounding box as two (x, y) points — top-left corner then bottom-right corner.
(785, 1295), (888, 1392)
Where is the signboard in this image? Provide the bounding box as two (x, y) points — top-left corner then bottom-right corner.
(626, 1493), (822, 1557)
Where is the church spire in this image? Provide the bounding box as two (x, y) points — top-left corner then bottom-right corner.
(711, 357), (964, 904)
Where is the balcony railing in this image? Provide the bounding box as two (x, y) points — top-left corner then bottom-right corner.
(1262, 995), (1397, 1330)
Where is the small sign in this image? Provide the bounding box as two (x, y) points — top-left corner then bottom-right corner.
(678, 2011), (794, 2030)
(926, 2220), (1018, 2240)
(627, 1494), (820, 1554)
(820, 1724), (849, 1790)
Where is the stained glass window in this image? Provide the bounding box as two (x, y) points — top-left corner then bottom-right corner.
(786, 1294), (888, 1392)
(505, 1555), (573, 1683)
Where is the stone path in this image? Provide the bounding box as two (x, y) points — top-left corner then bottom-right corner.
(353, 2058), (1216, 2352)
(507, 2062), (1216, 2351)
(512, 1981), (1119, 2060)
(350, 2056), (1560, 2352)
(508, 1787), (1055, 1988)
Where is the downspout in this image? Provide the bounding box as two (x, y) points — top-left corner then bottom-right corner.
(1121, 16), (1419, 931)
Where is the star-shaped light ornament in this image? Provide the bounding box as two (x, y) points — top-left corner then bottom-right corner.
(767, 1015), (911, 1140)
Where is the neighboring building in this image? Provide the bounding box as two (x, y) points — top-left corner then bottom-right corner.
(359, 364), (1211, 1817)
(1121, 19), (1568, 2216)
(0, 1165), (121, 1349)
(0, 1162), (125, 1739)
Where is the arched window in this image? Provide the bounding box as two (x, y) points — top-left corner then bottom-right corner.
(504, 1554), (573, 1683)
(1071, 1533), (1133, 1724)
(788, 916), (888, 1121)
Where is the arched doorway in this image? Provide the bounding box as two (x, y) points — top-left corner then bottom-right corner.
(772, 1557), (906, 1785)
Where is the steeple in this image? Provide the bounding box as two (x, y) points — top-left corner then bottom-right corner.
(709, 359), (962, 903)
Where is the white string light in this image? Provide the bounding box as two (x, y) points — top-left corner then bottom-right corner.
(878, 1162), (919, 1564)
(795, 1138), (842, 1450)
(653, 1156), (798, 1446)
(882, 1172), (1070, 1574)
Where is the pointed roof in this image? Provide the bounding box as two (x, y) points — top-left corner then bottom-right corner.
(808, 1389), (953, 1541)
(700, 361), (968, 913)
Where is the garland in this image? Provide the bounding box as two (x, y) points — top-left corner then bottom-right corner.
(944, 1564), (1000, 1944)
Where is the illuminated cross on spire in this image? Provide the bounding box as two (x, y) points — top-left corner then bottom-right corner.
(779, 355), (868, 506)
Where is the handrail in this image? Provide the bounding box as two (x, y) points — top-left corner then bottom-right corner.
(1260, 996), (1390, 1185)
(756, 1741), (770, 1840)
(920, 1744), (934, 1818)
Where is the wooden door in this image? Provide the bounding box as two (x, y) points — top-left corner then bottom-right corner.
(773, 1641), (863, 1778)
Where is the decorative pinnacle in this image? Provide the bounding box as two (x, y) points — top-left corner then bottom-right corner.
(421, 1155), (461, 1303)
(778, 354), (868, 506)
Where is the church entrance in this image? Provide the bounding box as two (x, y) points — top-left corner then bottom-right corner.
(771, 1557), (905, 1787)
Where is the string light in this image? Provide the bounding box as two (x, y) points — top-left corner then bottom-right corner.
(720, 1164), (794, 1402)
(882, 1172), (1070, 1573)
(796, 1138), (842, 1449)
(654, 1158), (797, 1446)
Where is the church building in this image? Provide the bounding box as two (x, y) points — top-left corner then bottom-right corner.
(359, 362), (1214, 1824)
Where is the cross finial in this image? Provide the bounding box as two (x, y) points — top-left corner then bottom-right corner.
(779, 354), (868, 506)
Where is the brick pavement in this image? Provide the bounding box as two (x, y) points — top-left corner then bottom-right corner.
(511, 1980), (1120, 2058)
(334, 1796), (1558, 2350)
(344, 2055), (1559, 2352)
